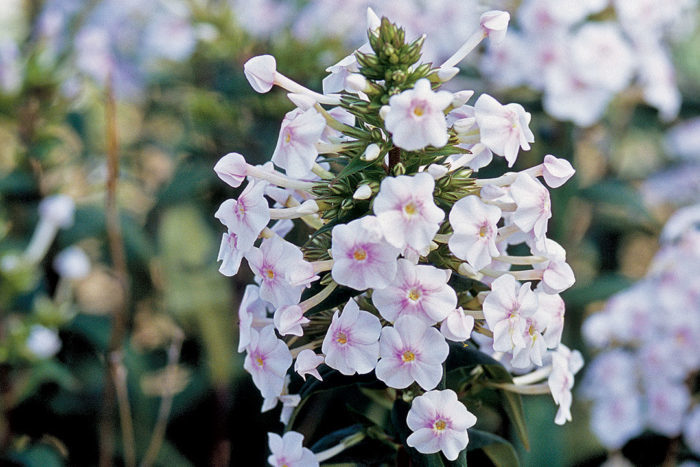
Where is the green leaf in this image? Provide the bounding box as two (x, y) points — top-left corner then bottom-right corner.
(563, 273), (634, 308)
(578, 180), (656, 228)
(15, 360), (80, 405)
(467, 429), (520, 467)
(310, 424), (363, 452)
(482, 366), (529, 451)
(445, 342), (503, 373)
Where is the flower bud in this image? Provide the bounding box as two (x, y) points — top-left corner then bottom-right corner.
(244, 54), (277, 93)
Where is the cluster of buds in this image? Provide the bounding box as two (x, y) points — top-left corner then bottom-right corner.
(582, 204), (700, 457)
(215, 10), (581, 463)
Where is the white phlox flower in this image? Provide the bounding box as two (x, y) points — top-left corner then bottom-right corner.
(53, 246), (91, 280)
(532, 238), (575, 294)
(541, 154), (575, 188)
(243, 325), (293, 399)
(384, 78), (452, 151)
(373, 172), (445, 252)
(246, 236), (316, 308)
(482, 274), (538, 354)
(448, 195), (502, 271)
(406, 389), (477, 461)
(215, 179), (270, 251)
(331, 216), (400, 291)
(474, 94), (534, 167)
(214, 152), (248, 188)
(510, 173), (551, 247)
(272, 107), (327, 179)
(535, 289), (565, 349)
(244, 54), (276, 93)
(547, 344), (584, 425)
(510, 308), (548, 368)
(267, 431), (319, 467)
(372, 259), (456, 324)
(440, 307), (475, 342)
(294, 349), (324, 381)
(375, 315), (449, 390)
(321, 299), (381, 376)
(237, 284), (272, 353)
(273, 304), (310, 337)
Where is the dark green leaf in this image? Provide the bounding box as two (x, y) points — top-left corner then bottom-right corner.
(467, 429), (520, 467)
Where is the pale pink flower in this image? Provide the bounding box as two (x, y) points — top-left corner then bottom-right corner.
(480, 11), (510, 44)
(217, 231), (244, 277)
(440, 307), (475, 342)
(243, 325), (292, 399)
(646, 382), (690, 437)
(214, 152), (247, 188)
(510, 307), (548, 369)
(215, 180), (270, 251)
(474, 94), (534, 167)
(246, 237), (316, 308)
(375, 316), (449, 390)
(331, 216), (400, 291)
(373, 173), (445, 252)
(536, 290), (565, 348)
(273, 305), (310, 337)
(294, 349), (324, 381)
(267, 431), (318, 467)
(448, 195), (502, 271)
(543, 63), (612, 127)
(482, 274), (537, 353)
(244, 54), (276, 93)
(510, 173), (551, 244)
(406, 389), (477, 461)
(548, 344), (584, 425)
(237, 284), (272, 353)
(321, 299), (381, 376)
(542, 154), (575, 188)
(590, 392), (644, 449)
(372, 259), (456, 324)
(532, 238), (575, 294)
(272, 107), (326, 179)
(384, 79), (452, 151)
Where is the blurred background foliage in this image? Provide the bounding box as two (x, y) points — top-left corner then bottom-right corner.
(0, 0), (698, 466)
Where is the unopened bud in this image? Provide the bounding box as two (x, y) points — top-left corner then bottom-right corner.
(426, 164), (449, 180)
(352, 184), (373, 200)
(437, 66), (459, 82)
(287, 93), (316, 110)
(362, 143), (381, 161)
(379, 105), (391, 120)
(345, 74), (368, 93)
(452, 90), (475, 107)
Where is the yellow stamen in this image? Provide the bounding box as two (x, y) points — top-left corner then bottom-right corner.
(479, 225), (488, 237)
(284, 131), (291, 143)
(407, 288), (421, 301)
(336, 332), (348, 345)
(265, 269), (275, 279)
(353, 248), (367, 261)
(434, 419), (447, 431)
(404, 202), (417, 215)
(255, 357), (264, 367)
(401, 350), (415, 362)
(413, 106), (425, 117)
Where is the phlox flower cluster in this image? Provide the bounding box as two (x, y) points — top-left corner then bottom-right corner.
(481, 0), (698, 126)
(36, 0), (198, 99)
(215, 11), (581, 463)
(581, 204), (700, 458)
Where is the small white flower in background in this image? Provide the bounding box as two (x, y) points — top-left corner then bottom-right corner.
(267, 431), (319, 467)
(684, 406), (700, 456)
(373, 173), (445, 252)
(26, 324), (61, 359)
(321, 299), (381, 376)
(39, 194), (76, 229)
(384, 79), (452, 151)
(375, 315), (449, 390)
(406, 389), (477, 461)
(53, 246), (91, 280)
